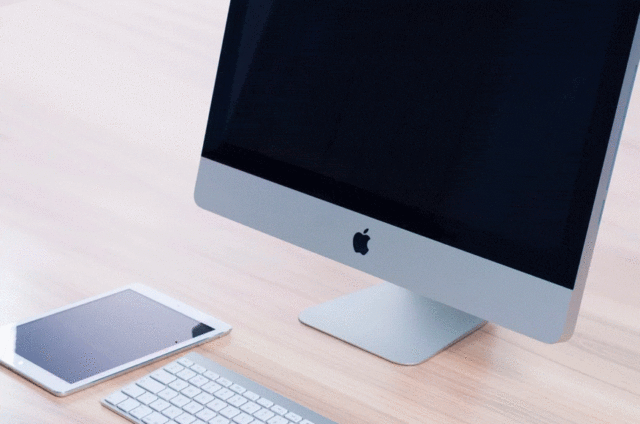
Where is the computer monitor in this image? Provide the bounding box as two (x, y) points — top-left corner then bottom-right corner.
(196, 0), (640, 365)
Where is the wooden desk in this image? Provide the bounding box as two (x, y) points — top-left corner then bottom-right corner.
(1, 1), (639, 422)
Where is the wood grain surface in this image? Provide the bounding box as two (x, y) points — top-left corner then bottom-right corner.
(1, 1), (640, 423)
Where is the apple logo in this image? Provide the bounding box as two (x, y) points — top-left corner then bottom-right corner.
(353, 229), (370, 255)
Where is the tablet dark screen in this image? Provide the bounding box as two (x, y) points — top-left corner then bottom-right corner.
(15, 290), (214, 384)
(203, 0), (640, 289)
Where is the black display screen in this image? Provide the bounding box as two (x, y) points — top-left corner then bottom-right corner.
(16, 290), (214, 384)
(203, 0), (640, 289)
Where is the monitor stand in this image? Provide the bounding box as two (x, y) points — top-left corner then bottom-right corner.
(299, 282), (487, 365)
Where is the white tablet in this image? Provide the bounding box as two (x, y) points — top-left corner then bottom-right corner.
(0, 284), (232, 396)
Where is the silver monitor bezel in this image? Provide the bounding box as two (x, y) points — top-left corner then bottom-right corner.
(195, 12), (640, 344)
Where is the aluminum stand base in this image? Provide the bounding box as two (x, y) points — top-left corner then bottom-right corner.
(299, 282), (486, 365)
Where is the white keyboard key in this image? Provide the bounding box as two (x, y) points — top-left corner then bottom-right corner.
(164, 362), (185, 374)
(271, 405), (287, 416)
(175, 412), (197, 424)
(243, 391), (260, 402)
(214, 388), (235, 400)
(193, 392), (214, 405)
(240, 401), (260, 414)
(102, 354), (334, 424)
(105, 391), (128, 405)
(207, 398), (228, 412)
(118, 398), (141, 413)
(158, 388), (178, 401)
(123, 384), (147, 398)
(233, 413), (255, 424)
(177, 369), (197, 381)
(150, 399), (171, 412)
(182, 385), (202, 398)
(191, 364), (207, 374)
(152, 369), (177, 385)
(162, 406), (184, 419)
(169, 379), (190, 392)
(230, 384), (246, 394)
(254, 409), (275, 421)
(217, 377), (233, 387)
(189, 375), (209, 387)
(170, 394), (191, 407)
(142, 411), (170, 424)
(183, 401), (204, 415)
(131, 405), (154, 419)
(228, 394), (248, 407)
(138, 392), (159, 405)
(220, 405), (241, 419)
(138, 377), (166, 394)
(284, 412), (302, 423)
(257, 398), (274, 408)
(195, 408), (217, 421)
(177, 358), (194, 367)
(202, 381), (222, 394)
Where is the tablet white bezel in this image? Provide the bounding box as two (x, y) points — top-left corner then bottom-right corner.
(0, 284), (232, 396)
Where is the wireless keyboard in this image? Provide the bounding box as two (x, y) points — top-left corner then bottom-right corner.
(101, 352), (336, 424)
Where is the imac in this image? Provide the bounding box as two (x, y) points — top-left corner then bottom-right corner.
(196, 0), (640, 364)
